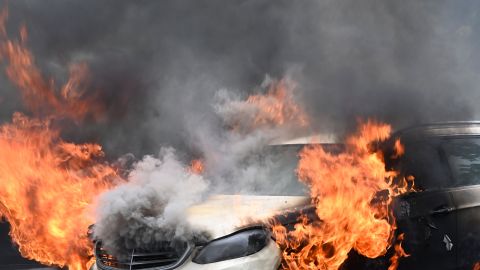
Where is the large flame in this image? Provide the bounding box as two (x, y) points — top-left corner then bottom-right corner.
(272, 121), (413, 270)
(0, 8), (117, 270)
(0, 114), (116, 269)
(0, 6), (415, 270)
(0, 9), (102, 121)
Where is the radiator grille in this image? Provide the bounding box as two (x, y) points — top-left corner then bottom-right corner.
(95, 241), (191, 270)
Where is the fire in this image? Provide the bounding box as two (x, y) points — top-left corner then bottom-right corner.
(388, 234), (409, 270)
(0, 5), (413, 270)
(0, 8), (117, 270)
(246, 79), (308, 128)
(392, 138), (404, 158)
(0, 116), (116, 270)
(222, 78), (309, 132)
(0, 8), (102, 121)
(190, 159), (205, 174)
(272, 121), (413, 270)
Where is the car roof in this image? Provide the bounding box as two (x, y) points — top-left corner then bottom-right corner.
(269, 134), (337, 145)
(270, 122), (480, 146)
(394, 121), (480, 141)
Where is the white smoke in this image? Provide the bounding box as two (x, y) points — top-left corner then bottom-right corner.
(94, 148), (208, 255)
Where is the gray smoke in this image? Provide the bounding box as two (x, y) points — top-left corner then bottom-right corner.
(1, 0), (479, 157)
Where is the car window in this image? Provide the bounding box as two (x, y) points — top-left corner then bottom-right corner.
(442, 137), (480, 187)
(234, 144), (307, 196)
(399, 140), (452, 190)
(219, 144), (344, 196)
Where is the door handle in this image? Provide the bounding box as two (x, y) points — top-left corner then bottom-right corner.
(430, 205), (454, 216)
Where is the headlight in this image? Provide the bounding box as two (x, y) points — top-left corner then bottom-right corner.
(192, 228), (268, 264)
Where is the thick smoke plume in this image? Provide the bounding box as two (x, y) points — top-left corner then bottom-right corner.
(94, 79), (307, 253)
(2, 0), (479, 157)
(94, 148), (208, 255)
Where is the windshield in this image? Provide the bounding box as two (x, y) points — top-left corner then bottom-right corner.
(217, 144), (343, 196)
(238, 144), (307, 196)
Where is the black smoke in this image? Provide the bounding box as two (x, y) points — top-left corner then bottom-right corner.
(1, 0), (479, 157)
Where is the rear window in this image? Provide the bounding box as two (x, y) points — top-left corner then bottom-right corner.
(442, 137), (480, 187)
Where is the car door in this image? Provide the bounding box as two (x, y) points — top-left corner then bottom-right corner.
(395, 190), (457, 270)
(392, 139), (457, 270)
(441, 137), (480, 269)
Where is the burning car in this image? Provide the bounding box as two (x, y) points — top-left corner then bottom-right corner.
(89, 122), (480, 270)
(384, 122), (480, 270)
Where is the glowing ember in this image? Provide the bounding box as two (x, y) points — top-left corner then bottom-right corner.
(0, 8), (117, 270)
(272, 121), (413, 270)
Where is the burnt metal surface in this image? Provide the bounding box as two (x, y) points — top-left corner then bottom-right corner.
(272, 204), (319, 229)
(393, 190), (457, 270)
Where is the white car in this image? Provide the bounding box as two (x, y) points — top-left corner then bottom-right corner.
(91, 195), (309, 270)
(90, 141), (325, 270)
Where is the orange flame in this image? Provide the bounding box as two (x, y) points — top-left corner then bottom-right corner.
(273, 120), (413, 270)
(0, 8), (102, 121)
(388, 234), (409, 270)
(0, 8), (117, 270)
(392, 138), (405, 158)
(189, 159), (205, 174)
(247, 79), (308, 128)
(0, 114), (116, 270)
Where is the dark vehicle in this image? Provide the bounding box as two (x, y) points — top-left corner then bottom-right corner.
(341, 122), (480, 270)
(275, 123), (480, 270)
(391, 122), (480, 270)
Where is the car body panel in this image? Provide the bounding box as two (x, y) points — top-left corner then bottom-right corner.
(394, 190), (457, 270)
(186, 195), (309, 239)
(450, 185), (480, 268)
(177, 239), (281, 270)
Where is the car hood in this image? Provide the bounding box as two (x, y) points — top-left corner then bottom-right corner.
(186, 195), (310, 239)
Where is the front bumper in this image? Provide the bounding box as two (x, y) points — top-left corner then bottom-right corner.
(91, 239), (281, 270)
